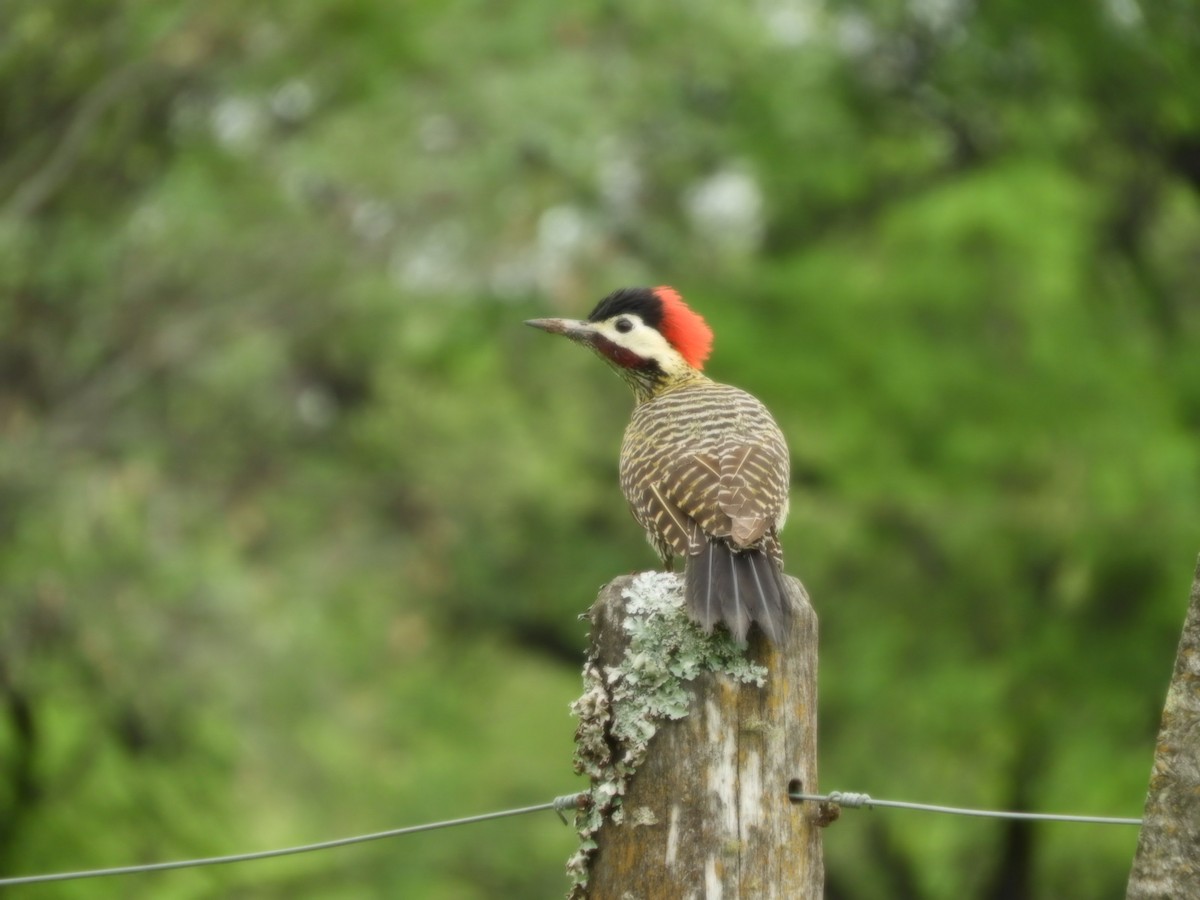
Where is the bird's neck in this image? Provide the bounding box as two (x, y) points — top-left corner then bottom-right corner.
(619, 364), (708, 405)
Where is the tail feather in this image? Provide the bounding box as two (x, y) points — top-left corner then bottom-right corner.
(702, 537), (719, 630)
(723, 547), (751, 642)
(688, 538), (723, 633)
(684, 539), (790, 643)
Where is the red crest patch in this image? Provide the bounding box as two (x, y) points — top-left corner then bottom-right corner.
(653, 286), (713, 370)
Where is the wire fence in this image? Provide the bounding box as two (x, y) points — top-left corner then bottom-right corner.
(788, 788), (1143, 826)
(0, 786), (1141, 888)
(0, 793), (588, 888)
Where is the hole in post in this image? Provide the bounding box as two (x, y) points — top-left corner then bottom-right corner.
(787, 778), (803, 804)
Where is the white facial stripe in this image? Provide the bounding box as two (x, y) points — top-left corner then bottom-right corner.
(591, 314), (692, 376)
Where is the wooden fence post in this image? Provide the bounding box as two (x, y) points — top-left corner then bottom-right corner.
(567, 571), (822, 899)
(1127, 554), (1200, 899)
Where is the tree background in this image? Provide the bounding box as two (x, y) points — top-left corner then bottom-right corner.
(2, 1), (1198, 897)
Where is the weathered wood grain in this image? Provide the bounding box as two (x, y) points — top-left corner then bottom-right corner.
(581, 573), (821, 899)
(1127, 555), (1200, 899)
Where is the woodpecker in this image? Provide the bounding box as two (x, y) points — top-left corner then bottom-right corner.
(526, 286), (792, 643)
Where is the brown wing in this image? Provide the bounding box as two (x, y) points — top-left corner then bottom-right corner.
(716, 442), (785, 548)
(639, 481), (697, 557)
(663, 453), (726, 543)
(658, 441), (787, 553)
(621, 379), (790, 561)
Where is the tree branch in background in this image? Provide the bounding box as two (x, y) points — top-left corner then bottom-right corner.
(0, 662), (40, 864)
(1, 60), (160, 221)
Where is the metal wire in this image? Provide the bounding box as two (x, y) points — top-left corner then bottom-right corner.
(0, 785), (1144, 887)
(790, 790), (1142, 826)
(0, 792), (588, 887)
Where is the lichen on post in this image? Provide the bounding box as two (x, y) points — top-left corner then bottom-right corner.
(567, 571), (822, 899)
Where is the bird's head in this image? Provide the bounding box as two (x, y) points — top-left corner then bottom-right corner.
(526, 286), (713, 398)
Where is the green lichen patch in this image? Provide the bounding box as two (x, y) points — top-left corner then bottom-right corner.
(565, 571), (767, 896)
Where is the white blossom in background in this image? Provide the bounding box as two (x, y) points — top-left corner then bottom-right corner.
(596, 138), (643, 217)
(538, 204), (591, 256)
(1104, 0), (1142, 28)
(210, 96), (266, 152)
(270, 79), (315, 123)
(351, 198), (395, 243)
(908, 0), (965, 32)
(536, 204), (596, 293)
(684, 165), (765, 258)
(758, 0), (821, 47)
(295, 385), (336, 430)
(388, 223), (470, 293)
(834, 11), (876, 57)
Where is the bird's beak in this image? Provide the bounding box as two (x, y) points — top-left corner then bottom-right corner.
(524, 318), (598, 343)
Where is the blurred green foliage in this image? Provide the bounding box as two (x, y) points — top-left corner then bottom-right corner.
(1, 0), (1198, 896)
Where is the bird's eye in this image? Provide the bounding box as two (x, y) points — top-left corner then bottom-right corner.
(615, 317), (634, 333)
